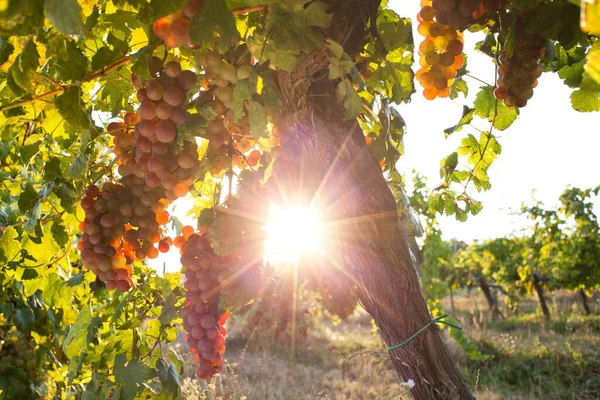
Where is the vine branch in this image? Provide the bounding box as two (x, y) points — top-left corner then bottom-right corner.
(0, 55), (131, 112)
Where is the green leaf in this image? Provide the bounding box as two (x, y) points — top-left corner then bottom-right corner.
(189, 0), (237, 52)
(156, 359), (181, 398)
(558, 61), (585, 88)
(337, 79), (363, 120)
(571, 86), (600, 112)
(584, 42), (600, 86)
(177, 104), (217, 143)
(247, 30), (300, 71)
(246, 2), (332, 71)
(449, 78), (468, 100)
(0, 38), (14, 67)
(150, 0), (189, 19)
(473, 86), (518, 131)
(159, 287), (184, 325)
(23, 273), (72, 308)
(45, 0), (86, 35)
(56, 87), (90, 131)
(114, 353), (156, 400)
(0, 226), (21, 262)
(63, 305), (99, 358)
(473, 86), (495, 119)
(22, 221), (61, 266)
(14, 308), (35, 330)
(429, 193), (443, 213)
(494, 101), (519, 131)
(444, 106), (474, 136)
(18, 183), (38, 214)
(9, 38), (40, 93)
(232, 78), (253, 122)
(51, 221), (69, 246)
(248, 99), (268, 138)
(44, 157), (62, 182)
(54, 40), (88, 82)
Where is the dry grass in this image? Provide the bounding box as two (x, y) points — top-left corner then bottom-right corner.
(179, 290), (600, 399)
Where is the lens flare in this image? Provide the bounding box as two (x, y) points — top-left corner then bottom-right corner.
(263, 205), (323, 263)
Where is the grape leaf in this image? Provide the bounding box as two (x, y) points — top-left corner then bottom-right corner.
(15, 308), (35, 330)
(45, 0), (86, 35)
(114, 353), (156, 400)
(56, 87), (90, 131)
(584, 42), (600, 86)
(54, 40), (88, 82)
(9, 38), (40, 93)
(571, 87), (600, 112)
(337, 79), (363, 120)
(150, 0), (189, 19)
(0, 226), (21, 262)
(473, 86), (518, 131)
(0, 38), (14, 67)
(44, 157), (62, 182)
(18, 183), (38, 214)
(22, 222), (61, 266)
(248, 99), (268, 138)
(444, 106), (474, 136)
(156, 359), (181, 398)
(189, 0), (237, 52)
(63, 305), (100, 358)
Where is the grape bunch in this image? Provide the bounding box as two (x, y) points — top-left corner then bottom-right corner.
(153, 0), (204, 49)
(415, 2), (466, 100)
(423, 0), (499, 30)
(129, 57), (200, 200)
(494, 25), (545, 108)
(0, 331), (43, 384)
(196, 47), (263, 176)
(176, 225), (229, 381)
(77, 179), (171, 292)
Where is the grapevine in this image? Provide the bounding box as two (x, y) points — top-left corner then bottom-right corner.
(415, 0), (499, 100)
(494, 18), (545, 108)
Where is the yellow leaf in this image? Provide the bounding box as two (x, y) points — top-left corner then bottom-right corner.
(130, 28), (148, 52)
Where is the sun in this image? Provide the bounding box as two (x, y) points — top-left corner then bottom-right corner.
(263, 205), (323, 264)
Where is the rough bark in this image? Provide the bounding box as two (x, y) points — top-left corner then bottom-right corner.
(478, 277), (503, 320)
(579, 288), (591, 315)
(269, 2), (474, 398)
(532, 272), (551, 321)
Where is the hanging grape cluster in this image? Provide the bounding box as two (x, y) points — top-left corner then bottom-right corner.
(494, 21), (545, 108)
(176, 225), (229, 381)
(78, 178), (171, 292)
(425, 0), (499, 29)
(0, 329), (46, 392)
(153, 0), (204, 49)
(77, 58), (199, 291)
(415, 0), (499, 100)
(178, 192), (266, 380)
(130, 57), (200, 200)
(196, 46), (262, 177)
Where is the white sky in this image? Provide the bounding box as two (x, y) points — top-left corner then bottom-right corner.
(390, 0), (600, 242)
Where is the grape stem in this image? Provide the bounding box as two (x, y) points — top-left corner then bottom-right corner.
(0, 55), (132, 112)
(231, 6), (265, 15)
(464, 73), (493, 87)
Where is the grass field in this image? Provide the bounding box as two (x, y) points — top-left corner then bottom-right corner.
(179, 290), (600, 399)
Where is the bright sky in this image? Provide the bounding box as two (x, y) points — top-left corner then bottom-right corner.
(390, 0), (600, 242)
